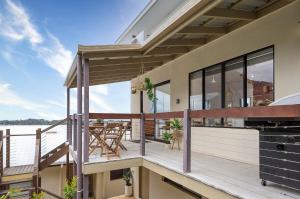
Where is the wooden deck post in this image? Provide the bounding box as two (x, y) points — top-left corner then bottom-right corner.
(67, 87), (71, 142)
(183, 109), (191, 173)
(0, 130), (3, 180)
(76, 55), (83, 199)
(6, 129), (10, 168)
(83, 58), (90, 199)
(140, 114), (145, 156)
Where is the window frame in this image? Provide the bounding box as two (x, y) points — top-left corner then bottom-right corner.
(188, 45), (275, 111)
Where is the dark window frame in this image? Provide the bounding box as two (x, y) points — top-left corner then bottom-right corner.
(154, 80), (171, 114)
(188, 45), (275, 112)
(110, 168), (130, 181)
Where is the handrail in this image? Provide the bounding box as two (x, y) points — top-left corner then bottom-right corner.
(189, 104), (300, 118)
(38, 187), (64, 199)
(41, 118), (67, 133)
(145, 111), (184, 119)
(89, 113), (141, 119)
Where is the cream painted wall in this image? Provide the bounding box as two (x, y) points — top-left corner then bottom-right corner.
(41, 165), (67, 199)
(131, 1), (300, 165)
(148, 170), (198, 199)
(93, 168), (139, 199)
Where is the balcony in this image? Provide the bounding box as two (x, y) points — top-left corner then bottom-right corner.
(67, 105), (300, 199)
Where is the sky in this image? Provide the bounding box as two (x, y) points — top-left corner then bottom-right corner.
(0, 0), (149, 120)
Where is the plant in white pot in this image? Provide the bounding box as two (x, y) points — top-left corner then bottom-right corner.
(162, 131), (172, 148)
(123, 170), (133, 196)
(170, 119), (183, 150)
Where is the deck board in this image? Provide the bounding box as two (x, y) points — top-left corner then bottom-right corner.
(3, 164), (34, 176)
(88, 141), (300, 199)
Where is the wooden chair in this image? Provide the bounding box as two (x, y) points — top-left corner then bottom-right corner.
(101, 123), (126, 159)
(89, 126), (105, 155)
(170, 131), (182, 150)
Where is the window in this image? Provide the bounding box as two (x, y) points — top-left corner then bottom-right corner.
(225, 58), (244, 108)
(205, 65), (222, 109)
(190, 71), (203, 110)
(155, 82), (171, 113)
(154, 81), (171, 140)
(110, 168), (130, 181)
(247, 48), (274, 106)
(189, 46), (274, 127)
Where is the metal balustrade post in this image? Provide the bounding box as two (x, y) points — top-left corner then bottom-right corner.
(70, 115), (73, 146)
(140, 114), (145, 156)
(83, 58), (90, 199)
(67, 87), (71, 143)
(73, 114), (77, 151)
(6, 129), (10, 168)
(0, 130), (3, 180)
(76, 55), (83, 199)
(183, 109), (191, 173)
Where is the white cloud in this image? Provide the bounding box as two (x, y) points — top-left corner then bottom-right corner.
(90, 85), (108, 96)
(34, 33), (73, 77)
(0, 83), (63, 119)
(0, 0), (73, 77)
(2, 0), (43, 44)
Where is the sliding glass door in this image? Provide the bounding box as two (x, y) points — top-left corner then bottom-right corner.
(154, 81), (170, 140)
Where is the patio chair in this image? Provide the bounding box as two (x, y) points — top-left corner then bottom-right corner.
(89, 125), (105, 155)
(170, 131), (182, 150)
(101, 123), (126, 159)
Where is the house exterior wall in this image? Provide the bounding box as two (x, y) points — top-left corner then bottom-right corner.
(131, 1), (300, 165)
(41, 165), (67, 199)
(147, 170), (201, 199)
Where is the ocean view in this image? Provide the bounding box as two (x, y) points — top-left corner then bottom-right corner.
(0, 125), (66, 167)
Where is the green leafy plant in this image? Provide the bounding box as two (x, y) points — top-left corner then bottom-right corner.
(144, 78), (156, 102)
(122, 170), (133, 186)
(170, 119), (183, 131)
(96, 118), (103, 124)
(63, 177), (77, 199)
(0, 188), (20, 199)
(31, 192), (45, 199)
(162, 131), (172, 143)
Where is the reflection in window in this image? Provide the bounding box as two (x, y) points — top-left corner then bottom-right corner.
(225, 58), (244, 108)
(225, 58), (245, 127)
(247, 48), (274, 106)
(190, 71), (203, 110)
(205, 65), (222, 109)
(205, 65), (221, 126)
(155, 82), (171, 140)
(155, 83), (170, 113)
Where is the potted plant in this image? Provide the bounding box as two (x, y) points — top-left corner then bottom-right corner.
(122, 170), (133, 196)
(162, 131), (172, 148)
(170, 119), (183, 149)
(63, 177), (77, 199)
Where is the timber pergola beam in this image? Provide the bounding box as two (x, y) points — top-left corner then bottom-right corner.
(204, 7), (257, 21)
(160, 38), (207, 47)
(177, 26), (227, 35)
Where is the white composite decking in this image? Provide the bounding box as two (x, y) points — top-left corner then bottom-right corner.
(88, 141), (300, 199)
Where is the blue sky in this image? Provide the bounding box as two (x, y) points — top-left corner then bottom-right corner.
(0, 0), (149, 120)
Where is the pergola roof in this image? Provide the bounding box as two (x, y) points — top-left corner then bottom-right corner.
(64, 0), (295, 88)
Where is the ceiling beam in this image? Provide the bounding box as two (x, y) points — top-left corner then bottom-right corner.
(83, 50), (141, 59)
(90, 68), (152, 77)
(204, 8), (257, 21)
(146, 46), (190, 55)
(160, 38), (206, 46)
(89, 55), (174, 66)
(177, 26), (227, 35)
(89, 62), (162, 73)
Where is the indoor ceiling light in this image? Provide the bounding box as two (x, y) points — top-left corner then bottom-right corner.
(211, 75), (216, 83)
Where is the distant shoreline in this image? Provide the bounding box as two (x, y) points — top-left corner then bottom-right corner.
(0, 119), (62, 125)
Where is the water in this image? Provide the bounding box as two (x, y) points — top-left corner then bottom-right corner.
(0, 125), (67, 167)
